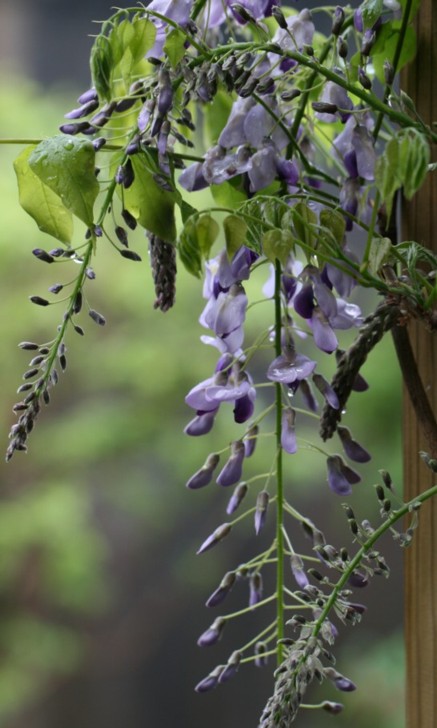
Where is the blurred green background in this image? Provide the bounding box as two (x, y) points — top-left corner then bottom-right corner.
(0, 3), (403, 727)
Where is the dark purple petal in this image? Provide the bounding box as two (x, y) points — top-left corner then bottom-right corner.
(216, 440), (245, 486)
(338, 426), (371, 463)
(348, 571), (368, 588)
(299, 379), (318, 412)
(326, 455), (353, 495)
(293, 282), (315, 319)
(312, 373), (340, 409)
(234, 390), (255, 423)
(184, 410), (217, 436)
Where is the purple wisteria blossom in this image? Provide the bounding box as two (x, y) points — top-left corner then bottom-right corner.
(180, 93), (293, 193)
(267, 344), (317, 385)
(293, 266), (362, 353)
(326, 455), (361, 496)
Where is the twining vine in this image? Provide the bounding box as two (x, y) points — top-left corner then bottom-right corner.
(3, 0), (437, 725)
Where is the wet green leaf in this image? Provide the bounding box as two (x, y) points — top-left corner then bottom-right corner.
(14, 146), (73, 243)
(29, 136), (98, 227)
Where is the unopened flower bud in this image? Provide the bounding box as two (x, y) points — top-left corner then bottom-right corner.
(88, 309), (106, 326)
(206, 571), (236, 608)
(186, 453), (220, 490)
(244, 425), (258, 457)
(197, 523), (232, 555)
(249, 572), (263, 606)
(254, 641), (268, 667)
(272, 6), (288, 29)
(312, 102), (338, 115)
(197, 617), (226, 647)
(254, 490), (269, 535)
(361, 29), (376, 56)
(338, 36), (348, 58)
(226, 482), (248, 515)
(331, 6), (345, 35)
(359, 68), (372, 90)
(216, 440), (245, 487)
(384, 60), (395, 85)
(29, 296), (49, 307)
(32, 248), (54, 264)
(290, 553), (309, 588)
(324, 667), (356, 692)
(322, 701), (344, 714)
(194, 665), (222, 693)
(219, 651), (241, 683)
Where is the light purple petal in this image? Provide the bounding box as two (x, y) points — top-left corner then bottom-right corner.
(310, 308), (338, 353)
(281, 407), (297, 454)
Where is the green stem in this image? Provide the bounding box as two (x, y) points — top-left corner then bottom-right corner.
(311, 482), (437, 642)
(274, 260), (285, 665)
(373, 0), (414, 140)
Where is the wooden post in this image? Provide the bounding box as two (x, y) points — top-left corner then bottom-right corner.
(402, 2), (437, 726)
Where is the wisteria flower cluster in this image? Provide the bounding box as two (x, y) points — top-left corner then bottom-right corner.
(4, 0), (437, 725)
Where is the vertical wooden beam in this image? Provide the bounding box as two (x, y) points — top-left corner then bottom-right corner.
(402, 2), (437, 727)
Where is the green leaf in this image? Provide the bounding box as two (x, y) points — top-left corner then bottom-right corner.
(164, 28), (186, 67)
(180, 200), (198, 224)
(375, 129), (430, 217)
(90, 34), (113, 101)
(178, 218), (202, 277)
(367, 236), (392, 276)
(90, 16), (156, 100)
(123, 155), (176, 242)
(204, 90), (234, 146)
(372, 23), (416, 83)
(291, 202), (317, 251)
(262, 229), (294, 266)
(14, 146), (73, 244)
(318, 209), (346, 249)
(360, 0), (384, 30)
(401, 131), (430, 200)
(29, 136), (99, 228)
(196, 214), (219, 257)
(223, 215), (247, 260)
(211, 179), (247, 209)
